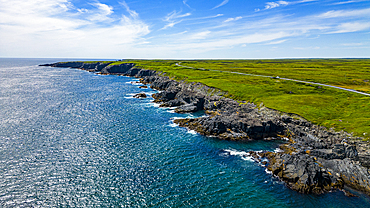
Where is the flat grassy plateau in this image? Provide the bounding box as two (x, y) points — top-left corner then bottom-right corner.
(113, 59), (370, 140)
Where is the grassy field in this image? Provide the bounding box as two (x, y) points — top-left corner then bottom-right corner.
(111, 59), (370, 140)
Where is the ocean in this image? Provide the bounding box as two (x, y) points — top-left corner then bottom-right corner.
(0, 58), (369, 207)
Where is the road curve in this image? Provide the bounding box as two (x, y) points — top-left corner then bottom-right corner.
(175, 63), (370, 97)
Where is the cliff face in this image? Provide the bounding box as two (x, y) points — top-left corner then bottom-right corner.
(40, 61), (112, 72)
(41, 61), (370, 196)
(100, 63), (135, 74)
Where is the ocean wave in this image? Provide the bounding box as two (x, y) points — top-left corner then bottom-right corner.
(187, 130), (197, 135)
(168, 123), (178, 128)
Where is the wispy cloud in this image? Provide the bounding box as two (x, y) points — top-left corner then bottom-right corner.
(162, 21), (183, 30)
(329, 22), (370, 33)
(332, 0), (367, 5)
(224, 16), (242, 23)
(265, 39), (287, 45)
(265, 1), (289, 10)
(164, 10), (191, 22)
(120, 1), (139, 19)
(294, 46), (320, 50)
(183, 0), (193, 9)
(341, 42), (364, 46)
(87, 3), (113, 22)
(212, 0), (229, 9)
(161, 10), (191, 30)
(257, 0), (316, 11)
(188, 31), (211, 40)
(316, 8), (370, 18)
(143, 5), (370, 57)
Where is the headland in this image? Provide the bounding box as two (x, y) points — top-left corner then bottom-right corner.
(40, 60), (370, 196)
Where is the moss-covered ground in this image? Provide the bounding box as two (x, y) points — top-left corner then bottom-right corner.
(111, 59), (370, 140)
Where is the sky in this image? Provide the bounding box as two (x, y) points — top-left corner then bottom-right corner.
(0, 0), (369, 59)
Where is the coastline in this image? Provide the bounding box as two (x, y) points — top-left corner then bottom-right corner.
(40, 61), (370, 196)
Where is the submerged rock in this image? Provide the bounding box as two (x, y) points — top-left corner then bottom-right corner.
(133, 93), (147, 99)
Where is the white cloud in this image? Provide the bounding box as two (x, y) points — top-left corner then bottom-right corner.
(0, 0), (150, 58)
(224, 16), (242, 23)
(212, 0), (229, 9)
(183, 0), (193, 9)
(87, 3), (113, 22)
(120, 1), (139, 19)
(317, 8), (370, 18)
(260, 0), (316, 11)
(332, 0), (367, 5)
(341, 42), (364, 46)
(265, 1), (289, 10)
(265, 39), (287, 45)
(164, 10), (191, 22)
(161, 21), (182, 30)
(188, 31), (211, 40)
(161, 10), (191, 30)
(296, 0), (317, 3)
(169, 31), (294, 53)
(294, 46), (320, 50)
(330, 22), (370, 33)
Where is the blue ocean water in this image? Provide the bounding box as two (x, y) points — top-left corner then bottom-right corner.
(0, 58), (369, 207)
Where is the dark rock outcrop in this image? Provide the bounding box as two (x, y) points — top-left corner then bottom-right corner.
(39, 61), (112, 72)
(100, 63), (135, 74)
(133, 93), (147, 98)
(263, 151), (344, 194)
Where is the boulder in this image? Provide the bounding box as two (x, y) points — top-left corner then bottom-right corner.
(133, 93), (147, 99)
(175, 104), (198, 113)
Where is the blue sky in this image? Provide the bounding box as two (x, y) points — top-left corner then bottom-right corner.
(0, 0), (369, 59)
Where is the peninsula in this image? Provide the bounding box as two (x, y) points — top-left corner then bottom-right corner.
(40, 59), (370, 196)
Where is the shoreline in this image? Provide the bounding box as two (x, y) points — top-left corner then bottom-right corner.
(40, 61), (370, 197)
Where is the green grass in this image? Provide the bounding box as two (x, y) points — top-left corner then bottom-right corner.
(180, 59), (370, 93)
(58, 61), (114, 64)
(109, 59), (370, 139)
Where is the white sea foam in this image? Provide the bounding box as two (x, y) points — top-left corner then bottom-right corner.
(125, 81), (141, 85)
(274, 148), (283, 153)
(168, 123), (178, 128)
(141, 102), (160, 108)
(171, 117), (185, 120)
(255, 150), (263, 153)
(223, 149), (256, 162)
(124, 93), (137, 99)
(265, 169), (272, 175)
(281, 137), (289, 141)
(187, 130), (197, 135)
(224, 149), (249, 157)
(241, 156), (254, 162)
(125, 93), (137, 96)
